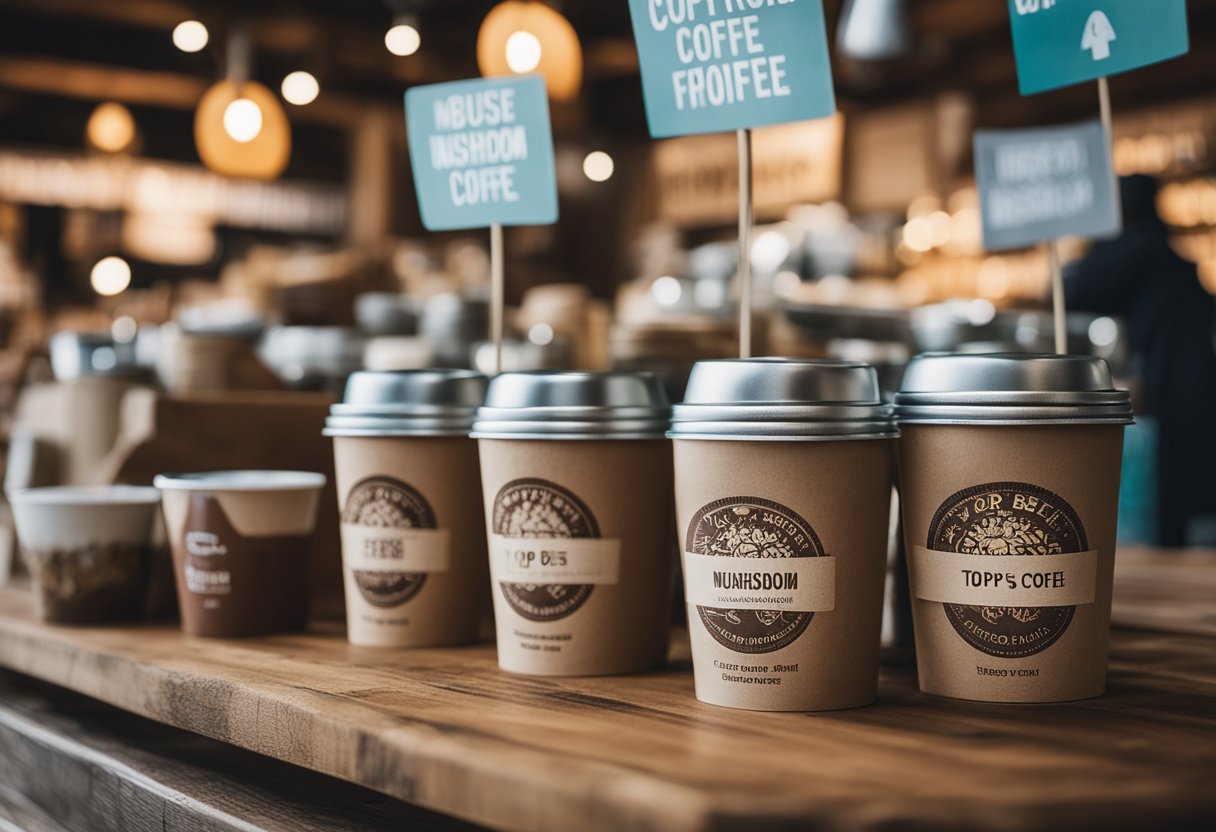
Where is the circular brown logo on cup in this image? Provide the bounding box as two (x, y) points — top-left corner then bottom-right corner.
(928, 482), (1086, 659)
(492, 478), (598, 622)
(343, 476), (436, 608)
(687, 497), (825, 654)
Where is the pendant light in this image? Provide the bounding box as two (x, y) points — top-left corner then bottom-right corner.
(837, 0), (913, 61)
(194, 27), (291, 180)
(86, 102), (137, 153)
(477, 1), (582, 102)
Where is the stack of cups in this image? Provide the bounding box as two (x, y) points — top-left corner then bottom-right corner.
(472, 372), (674, 676)
(325, 370), (490, 647)
(670, 359), (897, 711)
(894, 354), (1133, 703)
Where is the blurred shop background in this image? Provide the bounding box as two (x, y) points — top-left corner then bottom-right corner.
(0, 0), (1215, 559)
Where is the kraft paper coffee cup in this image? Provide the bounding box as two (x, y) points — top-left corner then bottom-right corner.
(670, 359), (897, 711)
(472, 372), (674, 676)
(324, 370), (490, 648)
(9, 486), (161, 624)
(895, 354), (1133, 703)
(155, 471), (325, 638)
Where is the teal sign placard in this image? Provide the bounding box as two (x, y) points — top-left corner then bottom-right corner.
(626, 0), (835, 138)
(975, 120), (1121, 252)
(1008, 0), (1189, 95)
(405, 76), (557, 231)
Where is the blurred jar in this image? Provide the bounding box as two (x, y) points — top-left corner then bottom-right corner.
(355, 293), (422, 337)
(158, 324), (284, 395)
(610, 320), (735, 403)
(259, 326), (364, 393)
(472, 337), (572, 375)
(421, 294), (489, 369)
(364, 336), (434, 372)
(516, 283), (610, 370)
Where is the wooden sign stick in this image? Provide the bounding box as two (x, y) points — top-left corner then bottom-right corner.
(1047, 239), (1066, 355)
(737, 127), (754, 359)
(490, 222), (505, 375)
(1097, 76), (1123, 230)
(1098, 76), (1113, 137)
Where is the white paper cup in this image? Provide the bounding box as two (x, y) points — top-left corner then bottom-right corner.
(9, 485), (161, 623)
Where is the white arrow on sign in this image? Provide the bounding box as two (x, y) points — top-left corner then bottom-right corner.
(1081, 10), (1117, 61)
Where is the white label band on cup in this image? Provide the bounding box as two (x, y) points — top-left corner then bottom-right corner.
(909, 546), (1098, 607)
(489, 535), (621, 585)
(340, 524), (451, 572)
(682, 552), (836, 612)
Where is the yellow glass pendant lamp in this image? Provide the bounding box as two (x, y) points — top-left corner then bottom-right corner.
(195, 79), (291, 180)
(477, 1), (582, 102)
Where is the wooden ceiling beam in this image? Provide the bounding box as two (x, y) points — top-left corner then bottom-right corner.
(911, 0), (1010, 39)
(0, 0), (196, 30)
(0, 55), (372, 126)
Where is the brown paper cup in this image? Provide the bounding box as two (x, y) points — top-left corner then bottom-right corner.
(673, 438), (893, 711)
(157, 472), (323, 638)
(333, 436), (489, 647)
(478, 439), (674, 676)
(899, 424), (1124, 703)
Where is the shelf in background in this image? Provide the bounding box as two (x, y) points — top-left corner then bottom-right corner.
(0, 576), (1214, 832)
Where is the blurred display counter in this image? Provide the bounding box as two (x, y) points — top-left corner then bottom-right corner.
(4, 386), (344, 613)
(0, 546), (1213, 832)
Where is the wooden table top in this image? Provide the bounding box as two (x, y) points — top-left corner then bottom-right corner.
(1112, 546), (1216, 637)
(0, 576), (1213, 832)
(0, 670), (483, 832)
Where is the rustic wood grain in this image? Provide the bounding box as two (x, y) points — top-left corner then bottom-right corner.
(0, 670), (484, 832)
(0, 780), (70, 832)
(0, 586), (1213, 832)
(1112, 547), (1216, 637)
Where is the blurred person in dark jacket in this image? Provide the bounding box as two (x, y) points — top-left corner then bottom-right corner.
(1066, 174), (1216, 547)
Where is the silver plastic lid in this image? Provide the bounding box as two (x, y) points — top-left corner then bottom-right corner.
(471, 372), (670, 440)
(324, 369), (488, 437)
(895, 353), (1134, 425)
(669, 359), (896, 441)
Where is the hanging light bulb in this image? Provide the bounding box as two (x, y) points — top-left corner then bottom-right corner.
(505, 31), (543, 73)
(582, 151), (614, 183)
(280, 71), (320, 106)
(172, 20), (209, 53)
(86, 102), (136, 153)
(385, 14), (421, 56)
(91, 256), (132, 297)
(478, 2), (582, 101)
(222, 98), (263, 143)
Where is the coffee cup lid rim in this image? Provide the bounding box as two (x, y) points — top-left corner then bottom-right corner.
(153, 471), (327, 492)
(324, 414), (474, 438)
(7, 485), (161, 506)
(669, 358), (894, 439)
(894, 352), (1134, 424)
(471, 371), (670, 440)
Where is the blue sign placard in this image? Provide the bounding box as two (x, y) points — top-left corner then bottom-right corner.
(626, 0), (835, 138)
(977, 118), (1118, 251)
(1009, 0), (1189, 95)
(405, 76), (558, 231)
(975, 120), (1121, 252)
